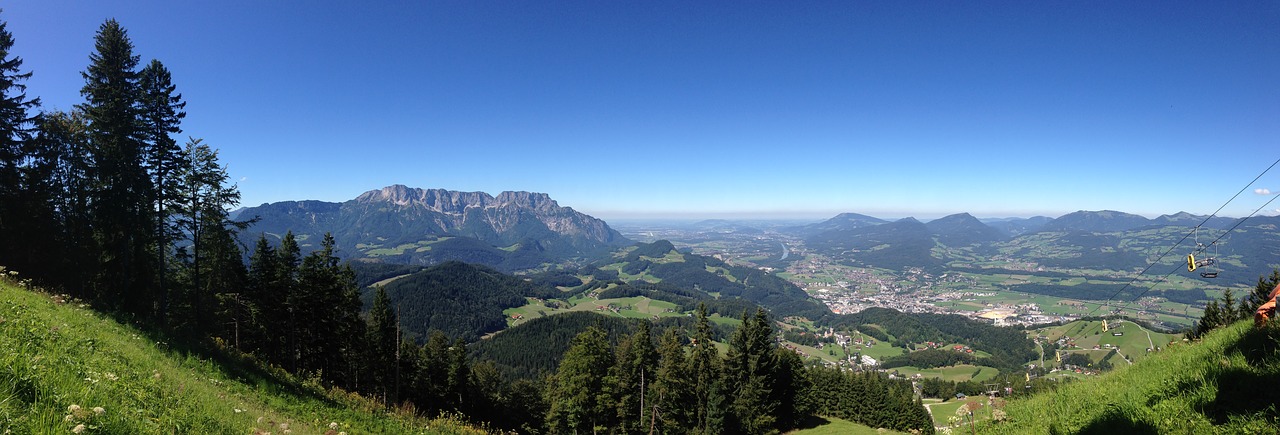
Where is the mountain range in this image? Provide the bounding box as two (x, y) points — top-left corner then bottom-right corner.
(791, 210), (1280, 287)
(239, 185), (1278, 288)
(236, 185), (630, 271)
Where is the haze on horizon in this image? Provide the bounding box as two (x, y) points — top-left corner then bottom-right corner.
(7, 2), (1279, 221)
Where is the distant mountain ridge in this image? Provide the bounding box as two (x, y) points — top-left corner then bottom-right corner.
(238, 185), (630, 270)
(793, 209), (1279, 286)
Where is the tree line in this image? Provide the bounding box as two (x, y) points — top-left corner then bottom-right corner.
(543, 304), (935, 434)
(1185, 269), (1280, 340)
(0, 16), (247, 337)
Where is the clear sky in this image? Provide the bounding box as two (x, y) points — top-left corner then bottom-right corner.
(6, 1), (1279, 220)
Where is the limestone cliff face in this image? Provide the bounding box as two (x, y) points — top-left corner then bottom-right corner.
(351, 185), (621, 245)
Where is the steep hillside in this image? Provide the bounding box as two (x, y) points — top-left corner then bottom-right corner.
(977, 320), (1279, 434)
(238, 185), (630, 271)
(0, 280), (484, 434)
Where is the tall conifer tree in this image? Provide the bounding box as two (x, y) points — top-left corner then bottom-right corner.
(547, 326), (615, 434)
(138, 58), (186, 322)
(0, 12), (40, 275)
(79, 19), (153, 314)
(689, 303), (725, 434)
(368, 285), (399, 403)
(651, 327), (692, 432)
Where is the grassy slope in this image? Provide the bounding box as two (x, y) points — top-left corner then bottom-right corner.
(0, 280), (486, 434)
(980, 320), (1280, 434)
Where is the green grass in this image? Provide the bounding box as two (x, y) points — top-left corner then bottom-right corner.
(928, 398), (990, 428)
(503, 295), (686, 327)
(787, 416), (909, 434)
(0, 279), (488, 434)
(978, 320), (1280, 434)
(1034, 319), (1181, 366)
(891, 364), (1000, 383)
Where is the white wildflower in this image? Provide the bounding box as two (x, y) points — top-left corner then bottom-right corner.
(92, 406), (104, 415)
(67, 404), (80, 413)
(71, 424), (85, 434)
(329, 422), (339, 430)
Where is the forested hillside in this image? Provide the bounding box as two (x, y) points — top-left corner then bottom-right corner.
(600, 240), (829, 318)
(372, 260), (560, 341)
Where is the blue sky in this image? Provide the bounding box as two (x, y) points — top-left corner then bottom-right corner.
(6, 1), (1279, 220)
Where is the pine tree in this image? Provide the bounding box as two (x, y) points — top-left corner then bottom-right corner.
(724, 308), (778, 434)
(1247, 269), (1280, 314)
(689, 303), (725, 434)
(546, 326), (614, 434)
(1221, 288), (1239, 325)
(277, 231), (302, 368)
(79, 19), (153, 316)
(172, 138), (246, 337)
(137, 58), (185, 323)
(446, 337), (471, 411)
(243, 235), (279, 354)
(421, 330), (452, 413)
(651, 327), (692, 433)
(770, 346), (809, 429)
(27, 110), (93, 292)
(611, 321), (656, 434)
(294, 233), (361, 386)
(367, 285), (399, 404)
(0, 11), (41, 276)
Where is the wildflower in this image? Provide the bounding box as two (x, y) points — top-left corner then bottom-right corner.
(64, 415), (73, 422)
(67, 404), (80, 413)
(104, 372), (118, 381)
(92, 406), (104, 415)
(329, 422), (338, 430)
(234, 408), (243, 413)
(71, 424), (85, 434)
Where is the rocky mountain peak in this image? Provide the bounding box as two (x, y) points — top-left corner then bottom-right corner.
(355, 185), (561, 213)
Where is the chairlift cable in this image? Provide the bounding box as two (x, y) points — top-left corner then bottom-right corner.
(1093, 189), (1280, 318)
(1083, 157), (1280, 318)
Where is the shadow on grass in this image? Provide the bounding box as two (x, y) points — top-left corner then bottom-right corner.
(1069, 404), (1159, 435)
(1200, 324), (1280, 424)
(792, 415), (832, 430)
